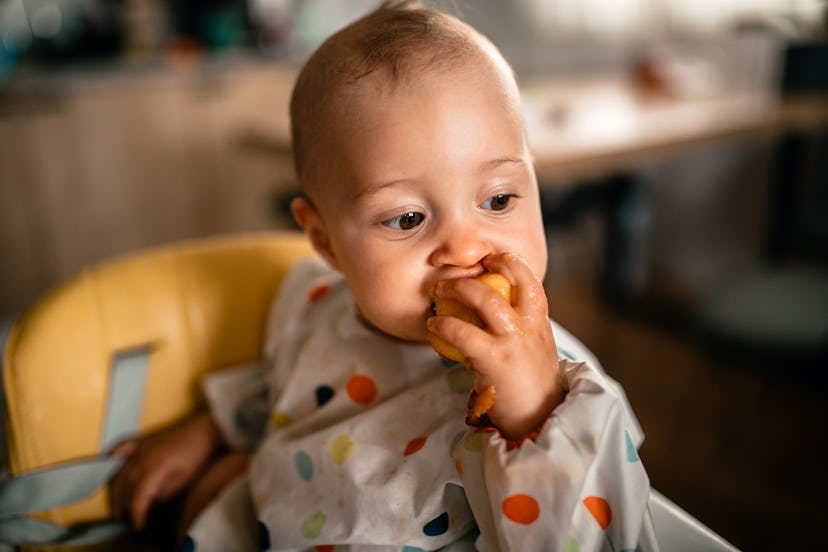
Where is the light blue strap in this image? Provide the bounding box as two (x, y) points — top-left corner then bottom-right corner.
(0, 456), (123, 518)
(0, 345), (152, 545)
(0, 515), (68, 544)
(100, 346), (151, 453)
(0, 515), (128, 546)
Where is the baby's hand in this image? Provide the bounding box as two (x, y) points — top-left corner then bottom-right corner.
(427, 253), (563, 439)
(109, 411), (221, 530)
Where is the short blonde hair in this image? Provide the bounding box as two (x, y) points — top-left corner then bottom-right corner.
(289, 1), (498, 194)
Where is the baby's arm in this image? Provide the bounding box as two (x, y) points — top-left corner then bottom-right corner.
(427, 253), (564, 439)
(429, 255), (655, 548)
(109, 410), (223, 531)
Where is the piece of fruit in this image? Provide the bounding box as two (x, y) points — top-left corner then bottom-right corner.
(428, 272), (512, 363)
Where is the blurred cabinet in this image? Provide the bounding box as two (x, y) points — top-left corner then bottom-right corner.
(0, 62), (298, 317)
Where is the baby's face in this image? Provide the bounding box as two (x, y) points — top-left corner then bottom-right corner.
(312, 61), (547, 342)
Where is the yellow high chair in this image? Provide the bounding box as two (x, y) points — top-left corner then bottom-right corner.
(0, 232), (312, 551)
(1, 231), (738, 551)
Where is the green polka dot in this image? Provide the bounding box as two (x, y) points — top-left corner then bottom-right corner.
(452, 519), (477, 541)
(329, 303), (349, 326)
(440, 357), (459, 368)
(294, 450), (314, 481)
(449, 430), (466, 455)
(300, 511), (326, 539)
(330, 434), (354, 465)
(463, 431), (485, 452)
(446, 365), (473, 394)
(564, 536), (580, 552)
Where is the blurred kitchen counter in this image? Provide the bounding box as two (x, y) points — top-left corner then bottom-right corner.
(521, 75), (828, 183)
(231, 69), (828, 183)
(3, 58), (827, 316)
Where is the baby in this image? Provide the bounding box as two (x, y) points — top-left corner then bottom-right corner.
(110, 2), (656, 550)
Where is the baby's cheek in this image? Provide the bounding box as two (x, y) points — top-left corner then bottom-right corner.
(361, 297), (429, 342)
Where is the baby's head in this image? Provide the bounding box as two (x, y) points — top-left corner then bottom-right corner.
(290, 1), (547, 342)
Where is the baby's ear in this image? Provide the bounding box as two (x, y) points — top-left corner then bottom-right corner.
(290, 196), (339, 269)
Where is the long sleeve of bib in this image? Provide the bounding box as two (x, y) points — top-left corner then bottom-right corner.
(453, 358), (656, 552)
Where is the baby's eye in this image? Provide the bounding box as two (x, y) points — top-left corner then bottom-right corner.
(382, 211), (425, 231)
(480, 193), (517, 211)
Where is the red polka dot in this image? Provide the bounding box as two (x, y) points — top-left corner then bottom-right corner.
(502, 494), (540, 524)
(315, 546), (334, 552)
(583, 496), (612, 530)
(308, 283), (331, 303)
(404, 436), (427, 456)
(346, 374), (377, 404)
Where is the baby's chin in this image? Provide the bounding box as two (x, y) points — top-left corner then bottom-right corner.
(355, 307), (430, 344)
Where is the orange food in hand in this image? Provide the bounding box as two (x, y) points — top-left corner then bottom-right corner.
(466, 385), (496, 426)
(428, 273), (512, 425)
(428, 273), (512, 363)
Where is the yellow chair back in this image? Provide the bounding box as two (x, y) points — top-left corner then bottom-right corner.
(2, 232), (312, 543)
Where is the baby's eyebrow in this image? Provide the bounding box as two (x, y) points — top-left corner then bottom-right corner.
(346, 178), (412, 202)
(480, 157), (528, 172)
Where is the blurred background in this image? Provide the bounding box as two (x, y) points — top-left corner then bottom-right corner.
(1, 0), (827, 549)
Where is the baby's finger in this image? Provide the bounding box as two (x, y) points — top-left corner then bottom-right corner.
(434, 277), (517, 335)
(109, 438), (137, 458)
(109, 462), (138, 520)
(484, 253), (547, 316)
(129, 468), (167, 530)
(109, 472), (124, 519)
(427, 314), (493, 363)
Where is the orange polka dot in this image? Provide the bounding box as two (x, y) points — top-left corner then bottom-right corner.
(583, 496), (612, 530)
(454, 459), (463, 476)
(346, 374), (377, 405)
(404, 436), (428, 456)
(308, 283), (331, 303)
(502, 494), (540, 525)
(315, 546), (334, 552)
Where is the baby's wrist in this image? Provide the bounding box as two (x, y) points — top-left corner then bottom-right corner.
(490, 376), (567, 441)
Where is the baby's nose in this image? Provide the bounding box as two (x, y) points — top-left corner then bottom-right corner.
(428, 223), (492, 268)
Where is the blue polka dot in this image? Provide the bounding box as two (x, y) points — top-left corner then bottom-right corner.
(315, 385), (335, 407)
(178, 536), (195, 552)
(559, 348), (575, 360)
(625, 431), (640, 462)
(403, 547), (426, 552)
(257, 520), (271, 550)
(295, 450), (314, 481)
(423, 512), (449, 536)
